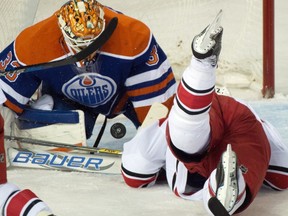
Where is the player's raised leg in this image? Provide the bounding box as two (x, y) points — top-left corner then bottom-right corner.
(167, 11), (223, 158)
(165, 10), (225, 201)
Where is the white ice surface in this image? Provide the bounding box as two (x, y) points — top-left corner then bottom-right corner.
(6, 0), (288, 215)
(8, 101), (288, 216)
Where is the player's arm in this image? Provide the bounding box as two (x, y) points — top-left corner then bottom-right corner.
(0, 42), (42, 114)
(125, 35), (176, 125)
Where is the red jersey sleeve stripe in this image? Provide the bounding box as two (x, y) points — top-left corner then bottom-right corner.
(177, 82), (214, 110)
(5, 189), (38, 216)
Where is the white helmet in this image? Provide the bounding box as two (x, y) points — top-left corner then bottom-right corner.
(57, 0), (105, 52)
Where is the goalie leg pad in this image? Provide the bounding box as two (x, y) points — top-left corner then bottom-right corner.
(12, 109), (87, 150)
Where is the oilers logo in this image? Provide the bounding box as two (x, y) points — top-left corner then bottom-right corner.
(62, 73), (116, 107)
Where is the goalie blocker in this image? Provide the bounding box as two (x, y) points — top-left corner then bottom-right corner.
(11, 108), (87, 150)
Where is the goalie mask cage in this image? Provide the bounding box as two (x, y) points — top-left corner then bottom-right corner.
(0, 0), (285, 98)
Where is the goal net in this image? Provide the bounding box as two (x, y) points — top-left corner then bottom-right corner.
(0, 0), (40, 50)
(107, 0), (264, 93)
(1, 0), (285, 97)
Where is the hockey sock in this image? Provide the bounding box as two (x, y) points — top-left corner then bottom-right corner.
(167, 58), (215, 154)
(0, 183), (53, 216)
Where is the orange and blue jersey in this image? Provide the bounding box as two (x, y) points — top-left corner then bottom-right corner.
(0, 6), (176, 132)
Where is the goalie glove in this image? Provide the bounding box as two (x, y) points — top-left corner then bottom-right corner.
(30, 94), (54, 111)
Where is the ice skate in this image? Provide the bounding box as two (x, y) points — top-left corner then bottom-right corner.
(192, 10), (223, 66)
(215, 144), (239, 213)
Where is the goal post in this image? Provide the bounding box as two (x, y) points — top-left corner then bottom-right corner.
(263, 0), (275, 98)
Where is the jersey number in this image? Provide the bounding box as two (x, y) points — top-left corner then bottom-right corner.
(146, 45), (159, 66)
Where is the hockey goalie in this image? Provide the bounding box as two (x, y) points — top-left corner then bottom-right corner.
(0, 0), (175, 146)
(0, 0), (176, 171)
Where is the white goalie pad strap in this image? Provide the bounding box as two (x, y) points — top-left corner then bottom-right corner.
(140, 103), (168, 129)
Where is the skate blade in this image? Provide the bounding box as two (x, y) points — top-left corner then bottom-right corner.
(195, 9), (223, 54)
(217, 144), (238, 212)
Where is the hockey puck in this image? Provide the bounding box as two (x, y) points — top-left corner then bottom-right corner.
(110, 122), (126, 139)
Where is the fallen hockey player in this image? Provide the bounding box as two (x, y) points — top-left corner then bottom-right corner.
(121, 11), (288, 215)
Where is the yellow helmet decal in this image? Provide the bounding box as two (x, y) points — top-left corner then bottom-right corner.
(57, 0), (105, 52)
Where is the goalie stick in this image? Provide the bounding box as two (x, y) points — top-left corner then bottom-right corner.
(5, 103), (169, 173)
(8, 147), (121, 174)
(4, 135), (122, 155)
(0, 17), (118, 77)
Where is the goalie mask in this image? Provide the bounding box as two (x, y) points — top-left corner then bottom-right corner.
(57, 0), (105, 52)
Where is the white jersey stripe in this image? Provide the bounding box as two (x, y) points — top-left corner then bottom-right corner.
(0, 79), (30, 105)
(125, 59), (171, 87)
